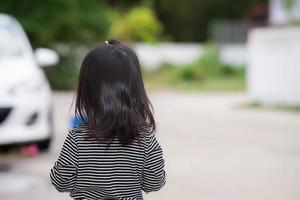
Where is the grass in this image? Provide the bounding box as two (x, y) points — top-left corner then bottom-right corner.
(144, 77), (245, 91)
(241, 102), (300, 113)
(143, 64), (245, 91)
(143, 43), (246, 92)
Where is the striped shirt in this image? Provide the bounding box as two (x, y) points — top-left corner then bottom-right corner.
(50, 124), (166, 200)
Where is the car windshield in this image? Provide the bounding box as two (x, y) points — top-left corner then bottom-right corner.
(0, 24), (22, 57)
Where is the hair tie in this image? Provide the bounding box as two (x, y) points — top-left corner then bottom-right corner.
(104, 40), (108, 44)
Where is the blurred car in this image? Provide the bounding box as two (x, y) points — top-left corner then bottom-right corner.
(0, 14), (58, 150)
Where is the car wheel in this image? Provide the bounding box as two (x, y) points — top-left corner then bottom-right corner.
(37, 137), (52, 151)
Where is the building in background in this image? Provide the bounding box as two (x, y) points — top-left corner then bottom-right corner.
(247, 0), (300, 105)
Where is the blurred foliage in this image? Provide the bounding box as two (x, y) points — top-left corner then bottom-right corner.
(0, 0), (257, 90)
(172, 65), (202, 81)
(172, 43), (245, 81)
(0, 0), (267, 44)
(43, 43), (89, 90)
(153, 0), (267, 41)
(44, 53), (79, 90)
(283, 0), (295, 10)
(144, 43), (245, 91)
(0, 0), (114, 46)
(0, 0), (113, 90)
(109, 7), (163, 42)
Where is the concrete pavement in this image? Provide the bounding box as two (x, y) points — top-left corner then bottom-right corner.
(0, 91), (300, 200)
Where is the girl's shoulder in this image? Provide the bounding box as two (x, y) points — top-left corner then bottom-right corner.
(141, 131), (160, 147)
(69, 122), (89, 137)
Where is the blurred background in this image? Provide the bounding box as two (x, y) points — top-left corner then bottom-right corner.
(0, 0), (300, 199)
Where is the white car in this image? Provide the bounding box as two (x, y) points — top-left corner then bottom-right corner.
(0, 14), (58, 150)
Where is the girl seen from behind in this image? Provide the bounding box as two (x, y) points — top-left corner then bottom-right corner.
(50, 39), (166, 200)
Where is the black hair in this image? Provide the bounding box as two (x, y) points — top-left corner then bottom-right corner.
(75, 38), (155, 145)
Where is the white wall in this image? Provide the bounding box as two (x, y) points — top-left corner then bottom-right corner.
(133, 43), (203, 70)
(133, 43), (247, 70)
(247, 27), (300, 105)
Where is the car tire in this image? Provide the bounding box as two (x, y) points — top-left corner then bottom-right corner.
(37, 137), (52, 151)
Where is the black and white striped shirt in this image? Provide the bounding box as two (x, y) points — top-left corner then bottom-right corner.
(50, 124), (166, 200)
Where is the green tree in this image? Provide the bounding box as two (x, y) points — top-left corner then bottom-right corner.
(109, 6), (163, 42)
(153, 0), (267, 41)
(0, 0), (113, 46)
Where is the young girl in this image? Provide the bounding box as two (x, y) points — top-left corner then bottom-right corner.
(50, 39), (166, 200)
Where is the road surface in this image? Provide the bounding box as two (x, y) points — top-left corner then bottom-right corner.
(0, 91), (300, 200)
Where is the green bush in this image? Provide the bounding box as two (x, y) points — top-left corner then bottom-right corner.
(44, 49), (79, 90)
(220, 64), (244, 77)
(171, 43), (244, 81)
(0, 0), (113, 46)
(198, 43), (220, 68)
(141, 42), (246, 91)
(174, 66), (195, 81)
(171, 64), (203, 81)
(109, 7), (163, 42)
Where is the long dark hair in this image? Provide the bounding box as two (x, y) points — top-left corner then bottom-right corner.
(75, 39), (155, 145)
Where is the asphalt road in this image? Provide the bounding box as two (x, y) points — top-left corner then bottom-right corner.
(0, 91), (300, 200)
